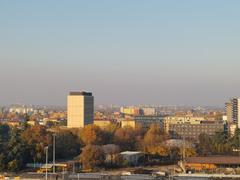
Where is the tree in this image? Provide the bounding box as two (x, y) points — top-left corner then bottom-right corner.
(114, 126), (136, 150)
(80, 145), (105, 170)
(0, 124), (10, 142)
(102, 144), (120, 166)
(21, 125), (52, 163)
(211, 130), (230, 155)
(142, 124), (169, 156)
(180, 148), (197, 158)
(55, 130), (81, 159)
(230, 128), (240, 149)
(197, 133), (212, 155)
(7, 128), (27, 171)
(80, 125), (104, 145)
(0, 153), (6, 171)
(101, 124), (118, 144)
(7, 160), (18, 172)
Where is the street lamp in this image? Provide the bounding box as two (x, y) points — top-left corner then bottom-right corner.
(45, 146), (48, 180)
(53, 134), (56, 173)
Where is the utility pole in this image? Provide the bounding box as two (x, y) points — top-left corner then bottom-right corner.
(53, 134), (56, 173)
(45, 146), (48, 180)
(182, 120), (186, 173)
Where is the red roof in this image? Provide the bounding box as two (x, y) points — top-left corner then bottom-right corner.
(186, 156), (240, 165)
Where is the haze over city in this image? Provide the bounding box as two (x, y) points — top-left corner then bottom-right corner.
(1, 0), (240, 106)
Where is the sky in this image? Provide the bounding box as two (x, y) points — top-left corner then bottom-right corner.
(0, 0), (240, 106)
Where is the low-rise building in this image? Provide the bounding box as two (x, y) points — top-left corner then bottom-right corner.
(121, 119), (136, 129)
(185, 156), (240, 171)
(164, 116), (205, 133)
(168, 121), (224, 140)
(133, 115), (164, 128)
(120, 151), (144, 166)
(121, 115), (165, 129)
(94, 119), (115, 129)
(120, 107), (142, 116)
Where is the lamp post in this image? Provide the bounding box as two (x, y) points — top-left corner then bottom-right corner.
(53, 134), (56, 173)
(45, 146), (48, 180)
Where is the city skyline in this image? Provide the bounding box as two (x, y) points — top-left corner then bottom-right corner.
(1, 0), (240, 106)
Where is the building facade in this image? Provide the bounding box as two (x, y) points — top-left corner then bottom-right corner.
(67, 91), (94, 128)
(164, 116), (205, 133)
(226, 98), (240, 128)
(120, 107), (142, 116)
(94, 119), (114, 129)
(168, 121), (224, 140)
(121, 115), (165, 129)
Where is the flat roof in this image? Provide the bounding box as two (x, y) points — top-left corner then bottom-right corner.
(120, 151), (143, 155)
(186, 156), (240, 165)
(69, 91), (92, 96)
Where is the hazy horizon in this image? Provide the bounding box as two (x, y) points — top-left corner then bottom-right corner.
(1, 0), (240, 106)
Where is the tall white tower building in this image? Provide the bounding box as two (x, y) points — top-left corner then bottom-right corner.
(67, 91), (94, 128)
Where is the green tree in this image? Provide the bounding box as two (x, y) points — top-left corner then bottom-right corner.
(0, 124), (10, 142)
(7, 128), (28, 171)
(197, 133), (212, 155)
(55, 130), (81, 159)
(230, 128), (240, 149)
(0, 153), (6, 171)
(211, 130), (230, 154)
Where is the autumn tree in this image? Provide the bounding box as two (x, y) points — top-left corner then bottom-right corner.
(142, 124), (169, 156)
(80, 145), (105, 170)
(101, 124), (118, 144)
(114, 126), (136, 150)
(21, 125), (52, 163)
(80, 125), (104, 145)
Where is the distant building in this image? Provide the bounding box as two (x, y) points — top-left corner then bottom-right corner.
(168, 121), (224, 140)
(225, 102), (233, 123)
(225, 98), (240, 128)
(120, 107), (142, 116)
(121, 115), (164, 129)
(141, 107), (156, 116)
(120, 107), (156, 116)
(164, 116), (205, 133)
(133, 115), (164, 128)
(67, 91), (94, 128)
(232, 98), (240, 128)
(121, 119), (136, 128)
(9, 104), (34, 114)
(94, 119), (114, 129)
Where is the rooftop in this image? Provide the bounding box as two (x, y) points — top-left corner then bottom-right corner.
(186, 156), (240, 165)
(120, 151), (143, 155)
(69, 91), (92, 96)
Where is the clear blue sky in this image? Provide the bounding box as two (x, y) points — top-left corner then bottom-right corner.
(0, 0), (240, 106)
